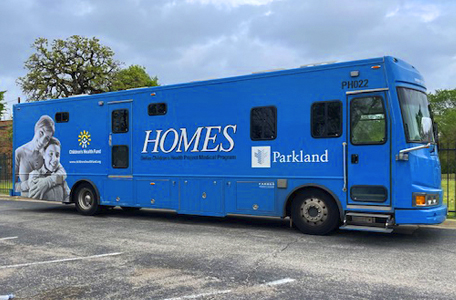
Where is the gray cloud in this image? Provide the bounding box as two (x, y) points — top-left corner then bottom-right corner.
(1, 0), (456, 118)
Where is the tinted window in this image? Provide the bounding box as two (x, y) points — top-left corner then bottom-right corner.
(251, 106), (277, 140)
(350, 96), (386, 144)
(55, 112), (69, 123)
(351, 185), (387, 202)
(397, 87), (434, 143)
(112, 145), (129, 168)
(112, 109), (129, 133)
(311, 101), (342, 138)
(312, 103), (325, 137)
(148, 103), (167, 116)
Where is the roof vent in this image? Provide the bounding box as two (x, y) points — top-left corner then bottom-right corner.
(251, 68), (287, 74)
(300, 61), (337, 68)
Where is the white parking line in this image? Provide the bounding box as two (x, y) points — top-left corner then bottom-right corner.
(162, 277), (296, 300)
(163, 289), (232, 300)
(0, 252), (123, 269)
(260, 278), (296, 286)
(0, 237), (18, 241)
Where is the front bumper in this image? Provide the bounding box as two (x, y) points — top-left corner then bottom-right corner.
(395, 205), (447, 225)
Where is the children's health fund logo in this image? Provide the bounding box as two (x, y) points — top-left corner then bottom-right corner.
(252, 146), (271, 168)
(69, 130), (102, 156)
(78, 130), (91, 148)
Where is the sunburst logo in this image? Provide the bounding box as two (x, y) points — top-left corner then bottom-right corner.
(78, 130), (91, 148)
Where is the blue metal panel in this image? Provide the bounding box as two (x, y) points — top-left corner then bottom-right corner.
(105, 178), (133, 205)
(180, 178), (223, 216)
(180, 179), (200, 212)
(135, 178), (176, 209)
(200, 179), (223, 214)
(395, 206), (447, 224)
(236, 181), (275, 213)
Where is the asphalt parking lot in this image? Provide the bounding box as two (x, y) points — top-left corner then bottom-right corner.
(1, 198), (456, 300)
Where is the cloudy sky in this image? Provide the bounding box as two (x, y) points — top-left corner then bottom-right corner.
(1, 0), (456, 119)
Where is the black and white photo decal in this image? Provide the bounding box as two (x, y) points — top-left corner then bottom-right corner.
(14, 115), (69, 201)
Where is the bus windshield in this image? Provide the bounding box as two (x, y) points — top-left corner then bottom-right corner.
(398, 87), (434, 143)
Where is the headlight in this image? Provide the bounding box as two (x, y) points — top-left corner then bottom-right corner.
(412, 193), (439, 207)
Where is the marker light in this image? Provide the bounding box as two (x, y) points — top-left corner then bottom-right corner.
(413, 193), (439, 207)
(371, 65), (381, 69)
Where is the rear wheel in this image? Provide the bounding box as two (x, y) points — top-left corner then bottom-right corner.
(74, 183), (101, 216)
(291, 189), (339, 235)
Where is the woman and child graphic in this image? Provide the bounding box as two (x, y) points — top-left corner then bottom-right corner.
(14, 115), (70, 201)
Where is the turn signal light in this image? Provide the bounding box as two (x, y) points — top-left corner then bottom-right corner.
(415, 195), (426, 206)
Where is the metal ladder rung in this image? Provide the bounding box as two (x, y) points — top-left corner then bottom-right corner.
(346, 212), (392, 219)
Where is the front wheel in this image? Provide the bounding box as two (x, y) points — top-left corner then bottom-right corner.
(74, 183), (101, 216)
(291, 189), (340, 235)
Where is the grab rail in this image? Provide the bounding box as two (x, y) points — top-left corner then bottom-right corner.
(342, 142), (347, 192)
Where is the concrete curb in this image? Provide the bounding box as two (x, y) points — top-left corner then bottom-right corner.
(440, 218), (456, 228)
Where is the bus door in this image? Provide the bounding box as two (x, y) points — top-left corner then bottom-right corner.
(107, 100), (133, 205)
(347, 91), (391, 206)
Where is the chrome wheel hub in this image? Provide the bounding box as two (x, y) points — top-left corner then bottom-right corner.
(78, 188), (93, 210)
(300, 198), (328, 226)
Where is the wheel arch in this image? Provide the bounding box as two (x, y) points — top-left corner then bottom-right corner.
(283, 184), (343, 221)
(70, 179), (100, 204)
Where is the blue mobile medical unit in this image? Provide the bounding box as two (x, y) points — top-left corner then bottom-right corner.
(13, 56), (447, 235)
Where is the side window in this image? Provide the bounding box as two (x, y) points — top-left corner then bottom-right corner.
(250, 106), (277, 141)
(148, 103), (167, 116)
(112, 109), (129, 133)
(351, 185), (387, 202)
(350, 96), (386, 145)
(55, 112), (69, 123)
(311, 101), (342, 138)
(112, 145), (129, 168)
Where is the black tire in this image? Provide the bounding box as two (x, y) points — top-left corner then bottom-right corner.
(74, 183), (101, 216)
(291, 189), (340, 235)
(120, 206), (141, 212)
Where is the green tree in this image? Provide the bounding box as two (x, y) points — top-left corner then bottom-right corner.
(0, 119), (12, 148)
(111, 65), (159, 91)
(428, 89), (456, 174)
(0, 90), (12, 155)
(428, 89), (456, 116)
(428, 89), (456, 145)
(17, 36), (122, 101)
(0, 90), (5, 117)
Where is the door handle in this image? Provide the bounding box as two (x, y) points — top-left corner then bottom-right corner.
(351, 154), (359, 164)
